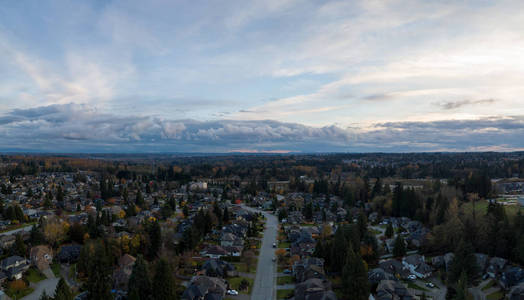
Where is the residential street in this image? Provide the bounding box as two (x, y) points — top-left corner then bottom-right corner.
(241, 205), (278, 300)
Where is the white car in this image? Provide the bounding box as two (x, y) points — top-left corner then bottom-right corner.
(407, 275), (417, 280)
(227, 290), (239, 295)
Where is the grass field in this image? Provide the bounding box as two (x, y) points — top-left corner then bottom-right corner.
(232, 261), (257, 273)
(482, 280), (496, 291)
(228, 277), (254, 294)
(51, 262), (61, 277)
(406, 281), (430, 292)
(277, 289), (294, 299)
(278, 241), (290, 248)
(461, 200), (524, 219)
(277, 275), (294, 285)
(5, 286), (34, 299)
(487, 290), (504, 300)
(26, 267), (46, 283)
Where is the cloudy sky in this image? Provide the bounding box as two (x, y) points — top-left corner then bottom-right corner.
(1, 0), (523, 152)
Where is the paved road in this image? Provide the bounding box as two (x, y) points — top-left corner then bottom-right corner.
(241, 205), (277, 300)
(0, 224), (34, 236)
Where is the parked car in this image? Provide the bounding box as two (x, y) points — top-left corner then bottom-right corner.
(227, 290), (239, 295)
(283, 269), (292, 274)
(426, 283), (435, 288)
(272, 257), (276, 262)
(272, 243), (276, 248)
(407, 275), (417, 280)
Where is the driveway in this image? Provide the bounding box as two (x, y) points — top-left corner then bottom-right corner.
(22, 278), (59, 300)
(241, 205), (278, 300)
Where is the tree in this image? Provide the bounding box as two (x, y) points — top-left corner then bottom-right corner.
(342, 246), (369, 300)
(128, 255), (152, 300)
(12, 234), (27, 256)
(147, 221), (162, 259)
(223, 206), (229, 223)
(39, 290), (51, 300)
(86, 242), (112, 300)
(275, 248), (287, 264)
(43, 220), (68, 247)
(448, 240), (478, 283)
(393, 235), (406, 257)
(54, 277), (73, 300)
(136, 190), (144, 208)
(385, 223), (394, 239)
(243, 250), (256, 272)
(152, 258), (177, 300)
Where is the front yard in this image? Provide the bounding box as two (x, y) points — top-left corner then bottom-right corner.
(228, 276), (254, 294)
(26, 267), (46, 283)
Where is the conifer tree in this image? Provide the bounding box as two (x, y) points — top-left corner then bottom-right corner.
(152, 258), (177, 300)
(54, 277), (74, 300)
(342, 246), (369, 300)
(128, 255), (152, 300)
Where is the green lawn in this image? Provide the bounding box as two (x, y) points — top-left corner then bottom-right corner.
(487, 290), (504, 300)
(277, 276), (294, 285)
(277, 289), (294, 299)
(5, 287), (35, 299)
(462, 200), (524, 219)
(278, 241), (290, 248)
(51, 262), (61, 277)
(26, 267), (46, 283)
(370, 229), (382, 235)
(228, 277), (254, 294)
(232, 262), (257, 273)
(406, 281), (430, 292)
(482, 280), (496, 291)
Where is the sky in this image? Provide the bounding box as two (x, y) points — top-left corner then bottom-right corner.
(1, 0), (524, 153)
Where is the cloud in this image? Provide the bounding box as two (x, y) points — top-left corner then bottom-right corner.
(0, 104), (523, 153)
(435, 99), (496, 110)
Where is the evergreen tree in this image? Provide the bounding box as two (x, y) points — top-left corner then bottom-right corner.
(86, 242), (112, 300)
(147, 221), (162, 259)
(223, 206), (229, 223)
(136, 190), (144, 208)
(385, 223), (394, 239)
(342, 246), (369, 300)
(393, 235), (406, 257)
(54, 277), (74, 300)
(39, 290), (51, 300)
(128, 255), (152, 300)
(152, 258), (177, 300)
(448, 240), (478, 283)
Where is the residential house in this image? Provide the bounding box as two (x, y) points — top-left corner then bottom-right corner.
(500, 267), (524, 290)
(113, 254), (136, 291)
(57, 245), (82, 263)
(182, 276), (227, 300)
(0, 255), (29, 280)
(0, 235), (15, 249)
(402, 254), (432, 279)
(379, 259), (411, 280)
(376, 280), (415, 300)
(368, 268), (397, 285)
(30, 245), (53, 271)
(293, 257), (326, 283)
(487, 257), (508, 278)
(199, 259), (236, 278)
(201, 245), (228, 259)
(293, 278), (337, 300)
